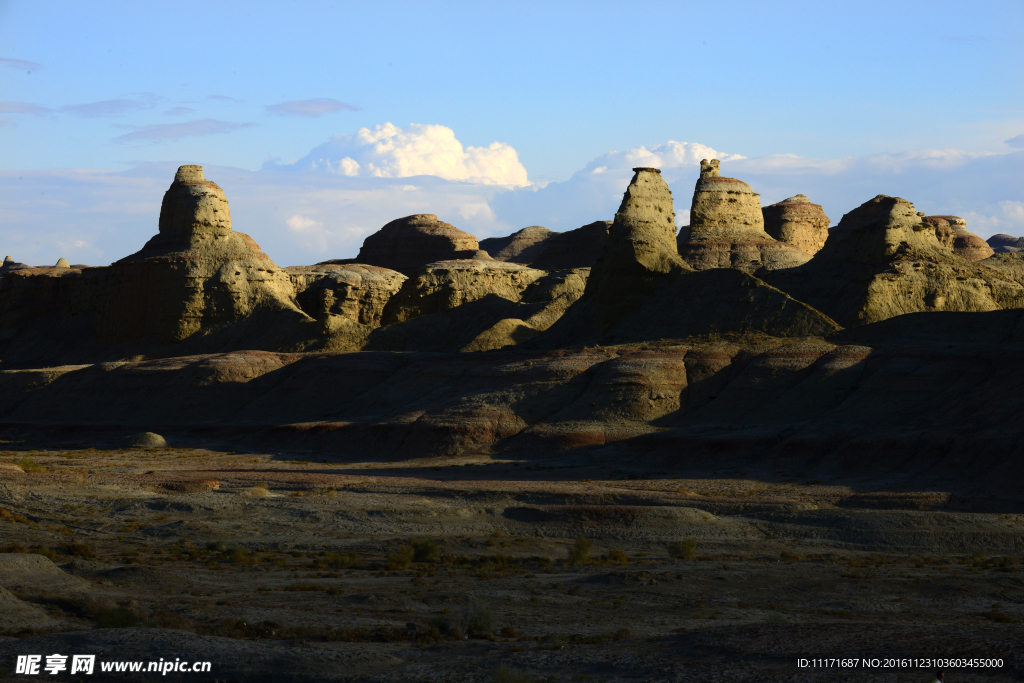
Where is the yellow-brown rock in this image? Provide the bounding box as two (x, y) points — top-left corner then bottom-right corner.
(356, 214), (491, 275)
(381, 259), (547, 326)
(923, 215), (994, 261)
(679, 159), (811, 273)
(479, 225), (554, 263)
(764, 195), (1024, 326)
(284, 263), (406, 326)
(96, 165), (309, 344)
(761, 194), (830, 255)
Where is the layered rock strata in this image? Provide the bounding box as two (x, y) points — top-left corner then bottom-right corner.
(761, 194), (830, 255)
(678, 159), (811, 273)
(356, 214), (491, 275)
(764, 195), (1024, 327)
(96, 165), (308, 344)
(538, 167), (840, 346)
(284, 264), (406, 326)
(530, 221), (611, 270)
(0, 256), (31, 277)
(924, 215), (994, 261)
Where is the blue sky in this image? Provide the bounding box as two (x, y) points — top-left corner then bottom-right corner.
(1, 0), (1023, 266)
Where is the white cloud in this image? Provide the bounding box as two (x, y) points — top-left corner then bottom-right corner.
(962, 201), (1024, 239)
(275, 122), (530, 187)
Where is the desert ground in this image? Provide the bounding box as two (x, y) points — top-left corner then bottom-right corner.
(1, 439), (1022, 683)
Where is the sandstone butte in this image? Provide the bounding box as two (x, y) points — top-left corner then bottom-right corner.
(536, 167), (839, 347)
(677, 159), (812, 273)
(923, 214), (994, 261)
(988, 233), (1024, 253)
(354, 213), (493, 275)
(763, 195), (1024, 327)
(761, 194), (830, 255)
(482, 221), (611, 270)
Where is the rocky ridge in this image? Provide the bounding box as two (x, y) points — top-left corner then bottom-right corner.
(355, 214), (491, 275)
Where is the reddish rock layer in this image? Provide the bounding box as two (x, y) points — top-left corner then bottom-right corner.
(761, 194), (830, 255)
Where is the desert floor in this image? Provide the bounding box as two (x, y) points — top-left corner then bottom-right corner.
(1, 443), (1022, 682)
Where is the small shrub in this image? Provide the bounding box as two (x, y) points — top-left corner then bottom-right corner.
(411, 538), (441, 563)
(779, 551), (803, 563)
(607, 549), (628, 564)
(16, 457), (47, 473)
(33, 546), (58, 560)
(248, 484), (268, 497)
(764, 613), (787, 625)
(427, 615), (451, 634)
(67, 543), (93, 558)
(230, 547), (258, 565)
(566, 536), (593, 566)
(667, 538), (697, 561)
(387, 545), (415, 569)
(614, 627), (632, 640)
(460, 596), (498, 636)
(492, 663), (535, 683)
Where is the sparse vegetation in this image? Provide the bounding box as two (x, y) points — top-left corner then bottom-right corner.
(460, 596), (498, 636)
(492, 663), (535, 683)
(15, 456), (47, 473)
(387, 545), (415, 569)
(668, 538), (697, 560)
(411, 537), (442, 563)
(566, 535), (593, 566)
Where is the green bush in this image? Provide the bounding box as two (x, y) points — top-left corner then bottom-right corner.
(566, 536), (593, 566)
(668, 538), (697, 561)
(411, 538), (441, 563)
(387, 545), (415, 569)
(460, 596), (498, 636)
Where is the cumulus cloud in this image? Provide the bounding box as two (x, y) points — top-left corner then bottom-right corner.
(0, 101), (50, 115)
(266, 98), (361, 117)
(113, 119), (254, 144)
(1006, 134), (1024, 149)
(0, 57), (43, 71)
(275, 122), (530, 187)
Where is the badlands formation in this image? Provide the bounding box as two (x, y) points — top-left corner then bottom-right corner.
(2, 161), (1024, 682)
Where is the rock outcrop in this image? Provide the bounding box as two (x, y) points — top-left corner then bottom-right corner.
(96, 165), (309, 344)
(285, 263), (406, 326)
(531, 221), (611, 270)
(0, 256), (31, 276)
(677, 159), (811, 273)
(479, 225), (554, 263)
(988, 233), (1024, 253)
(356, 214), (491, 275)
(54, 257), (70, 268)
(537, 167), (840, 346)
(761, 194), (830, 255)
(924, 215), (994, 261)
(764, 195), (1024, 327)
(381, 260), (548, 326)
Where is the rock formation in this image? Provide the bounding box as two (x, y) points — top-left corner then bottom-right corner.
(677, 159), (812, 273)
(924, 215), (994, 261)
(0, 256), (31, 277)
(482, 221), (611, 271)
(54, 257), (70, 268)
(987, 233), (1024, 253)
(96, 165), (309, 345)
(479, 225), (554, 263)
(537, 167), (840, 346)
(761, 194), (830, 255)
(764, 195), (1024, 327)
(381, 260), (548, 326)
(285, 263), (406, 326)
(355, 214), (491, 275)
(530, 221), (611, 270)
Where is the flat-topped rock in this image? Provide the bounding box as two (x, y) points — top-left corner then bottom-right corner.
(285, 263), (406, 326)
(764, 195), (1024, 326)
(762, 194), (831, 255)
(380, 259), (547, 325)
(356, 214), (489, 275)
(678, 159), (811, 273)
